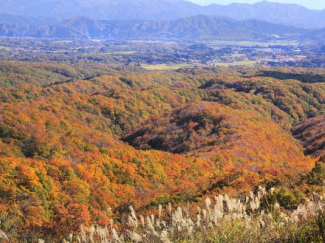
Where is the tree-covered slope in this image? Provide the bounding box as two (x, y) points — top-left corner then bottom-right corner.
(293, 116), (325, 157)
(2, 65), (325, 241)
(0, 15), (305, 40)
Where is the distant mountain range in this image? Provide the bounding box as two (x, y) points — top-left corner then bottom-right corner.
(0, 14), (61, 26)
(204, 1), (325, 29)
(0, 15), (307, 40)
(0, 0), (325, 28)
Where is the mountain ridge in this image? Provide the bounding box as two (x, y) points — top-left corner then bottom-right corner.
(0, 15), (307, 40)
(0, 0), (324, 28)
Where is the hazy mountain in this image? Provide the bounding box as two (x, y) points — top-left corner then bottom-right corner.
(0, 0), (202, 21)
(0, 0), (324, 28)
(204, 1), (325, 28)
(301, 28), (325, 41)
(0, 14), (61, 26)
(0, 15), (306, 40)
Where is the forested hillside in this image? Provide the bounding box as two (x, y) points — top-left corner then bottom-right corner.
(0, 15), (305, 40)
(2, 64), (325, 241)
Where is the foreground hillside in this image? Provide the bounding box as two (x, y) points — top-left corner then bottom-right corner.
(1, 64), (325, 241)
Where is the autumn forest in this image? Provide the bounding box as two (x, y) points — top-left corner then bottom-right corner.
(1, 59), (325, 242)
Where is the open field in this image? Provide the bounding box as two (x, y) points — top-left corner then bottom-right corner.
(141, 63), (192, 70)
(0, 46), (11, 51)
(209, 40), (299, 47)
(111, 51), (138, 55)
(212, 60), (258, 67)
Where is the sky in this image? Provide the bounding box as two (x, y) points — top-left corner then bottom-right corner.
(187, 0), (325, 9)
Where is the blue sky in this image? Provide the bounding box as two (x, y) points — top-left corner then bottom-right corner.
(188, 0), (325, 9)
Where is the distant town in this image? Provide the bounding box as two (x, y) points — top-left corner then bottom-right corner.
(0, 37), (324, 69)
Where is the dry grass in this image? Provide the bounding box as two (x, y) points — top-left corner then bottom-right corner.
(55, 187), (325, 243)
(0, 230), (9, 242)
